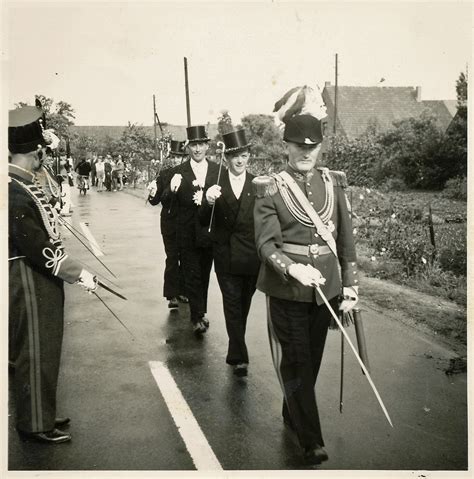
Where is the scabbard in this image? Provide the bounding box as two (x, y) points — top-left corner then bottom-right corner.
(353, 308), (370, 374)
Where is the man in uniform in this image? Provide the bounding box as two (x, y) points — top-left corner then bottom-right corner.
(148, 140), (188, 308)
(253, 113), (359, 465)
(166, 126), (219, 335)
(199, 128), (260, 376)
(9, 104), (98, 444)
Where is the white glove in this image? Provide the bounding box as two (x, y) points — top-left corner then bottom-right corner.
(170, 174), (182, 192)
(205, 184), (222, 205)
(339, 286), (359, 313)
(287, 263), (326, 287)
(147, 181), (157, 197)
(77, 269), (98, 293)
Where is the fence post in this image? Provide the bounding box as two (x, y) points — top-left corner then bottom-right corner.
(428, 202), (437, 260)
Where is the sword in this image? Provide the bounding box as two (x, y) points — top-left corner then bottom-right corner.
(93, 292), (134, 339)
(97, 279), (127, 301)
(315, 285), (393, 427)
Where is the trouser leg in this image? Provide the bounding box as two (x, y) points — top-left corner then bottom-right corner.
(216, 272), (254, 364)
(162, 232), (180, 299)
(267, 296), (334, 449)
(198, 246), (213, 315)
(10, 261), (64, 433)
(180, 246), (205, 323)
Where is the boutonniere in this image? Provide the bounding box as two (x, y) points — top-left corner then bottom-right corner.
(192, 179), (205, 189)
(193, 190), (203, 206)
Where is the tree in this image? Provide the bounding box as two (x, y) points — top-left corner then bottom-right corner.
(15, 95), (75, 145)
(378, 113), (447, 189)
(216, 110), (234, 139)
(115, 122), (154, 162)
(72, 134), (98, 160)
(240, 114), (286, 174)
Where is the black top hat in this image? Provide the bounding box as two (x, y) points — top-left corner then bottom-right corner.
(222, 129), (251, 153)
(283, 114), (323, 146)
(9, 106), (47, 154)
(170, 140), (186, 156)
(186, 125), (210, 143)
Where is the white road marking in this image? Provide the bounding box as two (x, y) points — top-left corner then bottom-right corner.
(148, 361), (223, 471)
(79, 222), (104, 257)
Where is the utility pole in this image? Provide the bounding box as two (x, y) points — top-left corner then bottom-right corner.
(184, 57), (191, 127)
(153, 94), (158, 162)
(333, 53), (338, 135)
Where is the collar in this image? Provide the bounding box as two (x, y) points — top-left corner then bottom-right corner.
(190, 158), (208, 170)
(229, 171), (245, 181)
(286, 165), (314, 182)
(8, 163), (36, 184)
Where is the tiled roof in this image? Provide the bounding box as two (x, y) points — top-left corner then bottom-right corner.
(322, 86), (455, 137)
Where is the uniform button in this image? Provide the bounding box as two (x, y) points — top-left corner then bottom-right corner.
(308, 191), (312, 195)
(354, 279), (358, 284)
(313, 255), (318, 258)
(353, 271), (357, 275)
(271, 254), (277, 259)
(276, 259), (281, 264)
(281, 263), (286, 268)
(310, 202), (314, 206)
(314, 233), (318, 237)
(307, 183), (310, 186)
(351, 262), (356, 266)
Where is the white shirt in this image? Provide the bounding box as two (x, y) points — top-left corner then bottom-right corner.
(229, 171), (246, 199)
(190, 159), (208, 187)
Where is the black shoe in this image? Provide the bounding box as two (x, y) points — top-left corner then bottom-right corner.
(168, 298), (179, 309)
(178, 295), (189, 303)
(55, 417), (71, 427)
(303, 445), (329, 465)
(18, 428), (71, 444)
(193, 321), (207, 335)
(233, 363), (248, 377)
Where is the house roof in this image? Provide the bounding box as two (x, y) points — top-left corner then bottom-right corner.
(322, 85), (456, 137)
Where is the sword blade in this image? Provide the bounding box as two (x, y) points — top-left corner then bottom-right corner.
(315, 286), (393, 427)
(97, 280), (127, 300)
(93, 292), (134, 339)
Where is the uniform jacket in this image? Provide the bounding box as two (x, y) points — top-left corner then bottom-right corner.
(8, 164), (82, 284)
(199, 170), (260, 276)
(164, 159), (219, 248)
(253, 166), (358, 304)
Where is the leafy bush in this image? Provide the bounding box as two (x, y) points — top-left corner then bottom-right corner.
(325, 132), (383, 187)
(442, 176), (467, 201)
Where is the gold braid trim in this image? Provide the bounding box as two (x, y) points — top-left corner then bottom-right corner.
(11, 177), (61, 241)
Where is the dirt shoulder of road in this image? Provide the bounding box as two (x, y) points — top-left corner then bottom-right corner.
(360, 273), (467, 360)
(122, 186), (468, 361)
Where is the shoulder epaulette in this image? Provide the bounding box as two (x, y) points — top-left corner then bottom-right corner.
(252, 175), (278, 198)
(329, 170), (348, 188)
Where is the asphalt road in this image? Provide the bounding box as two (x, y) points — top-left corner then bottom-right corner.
(7, 185), (468, 472)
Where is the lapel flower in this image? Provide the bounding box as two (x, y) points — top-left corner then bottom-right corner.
(192, 178), (205, 188)
(193, 190), (203, 206)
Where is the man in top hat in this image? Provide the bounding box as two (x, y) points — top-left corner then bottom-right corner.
(199, 128), (260, 376)
(165, 126), (219, 334)
(252, 113), (359, 465)
(8, 104), (98, 444)
(148, 140), (188, 308)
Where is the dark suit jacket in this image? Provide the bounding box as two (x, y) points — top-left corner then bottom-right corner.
(199, 170), (260, 276)
(149, 166), (178, 236)
(164, 159), (219, 248)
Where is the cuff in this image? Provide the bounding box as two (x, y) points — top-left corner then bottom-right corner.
(342, 260), (359, 287)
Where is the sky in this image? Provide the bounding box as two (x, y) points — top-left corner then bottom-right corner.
(3, 1), (472, 127)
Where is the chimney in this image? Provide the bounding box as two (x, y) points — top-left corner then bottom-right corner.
(416, 86), (422, 102)
(324, 81), (331, 88)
